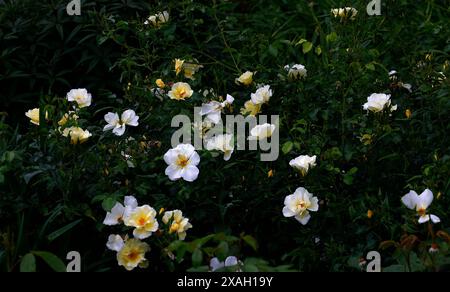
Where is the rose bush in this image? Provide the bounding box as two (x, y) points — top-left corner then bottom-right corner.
(0, 0), (449, 272)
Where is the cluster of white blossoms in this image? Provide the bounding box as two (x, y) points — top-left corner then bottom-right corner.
(363, 93), (398, 113)
(285, 64), (307, 80)
(331, 7), (358, 21)
(144, 11), (169, 27)
(401, 189), (441, 224)
(103, 196), (192, 270)
(103, 110), (139, 136)
(200, 94), (234, 124)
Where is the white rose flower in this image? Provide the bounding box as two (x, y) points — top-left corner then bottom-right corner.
(363, 93), (397, 113)
(282, 187), (319, 225)
(164, 144), (200, 182)
(206, 134), (234, 161)
(285, 64), (307, 80)
(67, 88), (92, 108)
(289, 155), (317, 176)
(250, 85), (272, 105)
(401, 189), (441, 224)
(248, 123), (276, 140)
(103, 109), (139, 136)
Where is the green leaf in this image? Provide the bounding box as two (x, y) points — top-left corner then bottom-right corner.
(315, 46), (322, 55)
(302, 42), (313, 54)
(192, 249), (203, 267)
(102, 197), (117, 211)
(20, 253), (36, 272)
(365, 63), (376, 71)
(47, 219), (82, 242)
(33, 251), (66, 272)
(282, 141), (294, 155)
(326, 32), (338, 43)
(23, 170), (43, 184)
(242, 234), (259, 251)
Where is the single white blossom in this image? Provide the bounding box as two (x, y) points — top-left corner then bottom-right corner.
(248, 123), (276, 140)
(103, 110), (139, 136)
(106, 234), (125, 252)
(283, 187), (319, 225)
(363, 93), (397, 113)
(210, 256), (242, 272)
(289, 155), (317, 176)
(285, 64), (307, 80)
(67, 88), (92, 108)
(164, 144), (200, 182)
(251, 85), (272, 105)
(401, 189), (441, 224)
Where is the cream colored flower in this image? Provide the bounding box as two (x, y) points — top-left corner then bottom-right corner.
(283, 187), (319, 225)
(285, 64), (307, 80)
(25, 108), (48, 126)
(168, 82), (194, 101)
(117, 238), (150, 271)
(249, 123), (276, 140)
(58, 111), (78, 126)
(62, 127), (92, 144)
(174, 59), (185, 76)
(240, 100), (262, 116)
(363, 93), (397, 113)
(183, 62), (204, 80)
(289, 155), (317, 176)
(251, 85), (272, 105)
(156, 79), (166, 88)
(331, 7), (358, 20)
(67, 88), (92, 108)
(162, 210), (193, 240)
(124, 205), (159, 239)
(235, 71), (254, 86)
(145, 11), (169, 27)
(206, 134), (234, 161)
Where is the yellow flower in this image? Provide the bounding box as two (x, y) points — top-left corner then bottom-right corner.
(168, 82), (194, 101)
(117, 238), (150, 271)
(240, 100), (262, 116)
(367, 210), (374, 219)
(25, 108), (48, 126)
(156, 79), (166, 89)
(360, 134), (372, 146)
(58, 112), (79, 126)
(183, 63), (203, 80)
(405, 109), (412, 119)
(162, 210), (192, 240)
(124, 205), (159, 239)
(268, 169), (274, 178)
(175, 59), (185, 76)
(62, 127), (92, 144)
(235, 71), (254, 86)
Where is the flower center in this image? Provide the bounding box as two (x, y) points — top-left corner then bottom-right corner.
(296, 200), (308, 211)
(138, 217), (147, 226)
(177, 88), (186, 98)
(417, 208), (426, 216)
(176, 155), (189, 168)
(127, 250), (139, 261)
